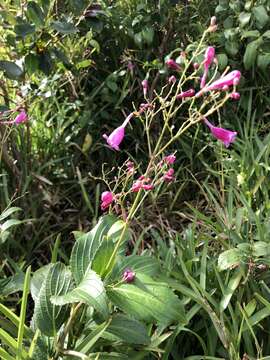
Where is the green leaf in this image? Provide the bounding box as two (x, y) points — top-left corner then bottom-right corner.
(70, 215), (117, 284)
(25, 53), (39, 74)
(76, 59), (92, 69)
(241, 30), (260, 39)
(225, 41), (239, 56)
(220, 269), (243, 311)
(27, 2), (45, 27)
(0, 207), (21, 222)
(51, 20), (78, 34)
(216, 53), (228, 70)
(30, 264), (52, 302)
(238, 12), (251, 27)
(108, 273), (186, 326)
(243, 40), (262, 70)
(252, 241), (270, 257)
(218, 248), (242, 271)
(87, 353), (128, 360)
(0, 61), (23, 80)
(257, 53), (270, 71)
(1, 219), (22, 232)
(0, 272), (25, 296)
(105, 314), (150, 345)
(51, 268), (109, 319)
(32, 262), (73, 336)
(14, 23), (35, 37)
(253, 5), (269, 28)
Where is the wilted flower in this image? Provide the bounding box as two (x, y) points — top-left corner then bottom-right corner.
(164, 154), (176, 164)
(230, 92), (240, 100)
(126, 161), (135, 175)
(176, 89), (195, 99)
(163, 168), (175, 182)
(168, 75), (176, 84)
(123, 268), (135, 283)
(204, 118), (237, 148)
(200, 47), (215, 88)
(141, 79), (148, 97)
(166, 59), (181, 71)
(15, 110), (28, 124)
(101, 191), (114, 210)
(103, 113), (133, 151)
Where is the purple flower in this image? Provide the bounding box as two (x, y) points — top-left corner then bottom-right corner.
(103, 113), (133, 151)
(204, 118), (237, 148)
(163, 168), (175, 182)
(176, 89), (195, 99)
(15, 110), (28, 124)
(141, 79), (148, 97)
(230, 92), (240, 100)
(166, 59), (181, 71)
(101, 191), (114, 211)
(200, 47), (215, 88)
(201, 70), (241, 94)
(164, 154), (176, 164)
(123, 268), (135, 283)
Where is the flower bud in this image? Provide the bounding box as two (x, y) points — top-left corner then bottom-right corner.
(123, 268), (135, 283)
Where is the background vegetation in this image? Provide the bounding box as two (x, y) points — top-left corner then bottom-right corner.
(1, 0), (270, 359)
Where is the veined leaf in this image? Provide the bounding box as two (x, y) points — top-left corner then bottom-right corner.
(108, 273), (186, 326)
(0, 61), (23, 80)
(70, 215), (117, 284)
(51, 268), (109, 319)
(32, 262), (73, 336)
(218, 248), (243, 271)
(220, 269), (243, 311)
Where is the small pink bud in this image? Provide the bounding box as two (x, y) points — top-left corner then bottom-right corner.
(197, 70), (241, 96)
(123, 268), (135, 283)
(204, 118), (237, 148)
(142, 184), (154, 190)
(101, 191), (114, 211)
(168, 75), (176, 84)
(166, 59), (181, 71)
(204, 47), (215, 69)
(230, 92), (240, 100)
(127, 161), (135, 175)
(164, 154), (176, 164)
(163, 168), (175, 182)
(210, 16), (217, 26)
(15, 110), (28, 124)
(141, 79), (148, 97)
(176, 89), (195, 99)
(193, 62), (199, 70)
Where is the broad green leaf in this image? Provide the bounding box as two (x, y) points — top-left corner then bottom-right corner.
(253, 5), (269, 28)
(218, 248), (242, 271)
(257, 53), (270, 71)
(105, 314), (150, 345)
(243, 39), (262, 70)
(14, 23), (35, 37)
(31, 264), (52, 302)
(220, 269), (243, 311)
(25, 53), (39, 74)
(225, 41), (239, 56)
(27, 2), (45, 27)
(0, 61), (23, 80)
(77, 60), (92, 70)
(0, 272), (25, 296)
(238, 12), (251, 27)
(108, 273), (186, 325)
(216, 53), (228, 70)
(32, 262), (73, 336)
(252, 241), (270, 257)
(241, 30), (260, 39)
(51, 268), (109, 319)
(70, 215), (117, 284)
(51, 20), (78, 34)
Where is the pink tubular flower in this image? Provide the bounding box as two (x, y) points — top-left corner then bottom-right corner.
(101, 191), (114, 210)
(168, 75), (176, 84)
(103, 113), (133, 151)
(176, 89), (195, 99)
(163, 168), (175, 182)
(199, 70), (241, 95)
(141, 79), (148, 97)
(15, 110), (28, 124)
(204, 118), (237, 148)
(166, 59), (181, 71)
(123, 268), (135, 283)
(131, 177), (154, 192)
(200, 47), (215, 88)
(164, 154), (176, 164)
(230, 92), (240, 100)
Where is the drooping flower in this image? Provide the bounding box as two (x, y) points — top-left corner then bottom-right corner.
(230, 92), (240, 100)
(103, 113), (133, 151)
(126, 161), (135, 175)
(200, 47), (215, 88)
(204, 118), (237, 148)
(197, 70), (241, 96)
(123, 268), (135, 283)
(176, 89), (195, 99)
(166, 59), (181, 71)
(15, 110), (28, 124)
(141, 79), (148, 97)
(163, 168), (175, 182)
(164, 154), (176, 164)
(131, 177), (154, 192)
(168, 75), (176, 84)
(101, 191), (114, 210)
